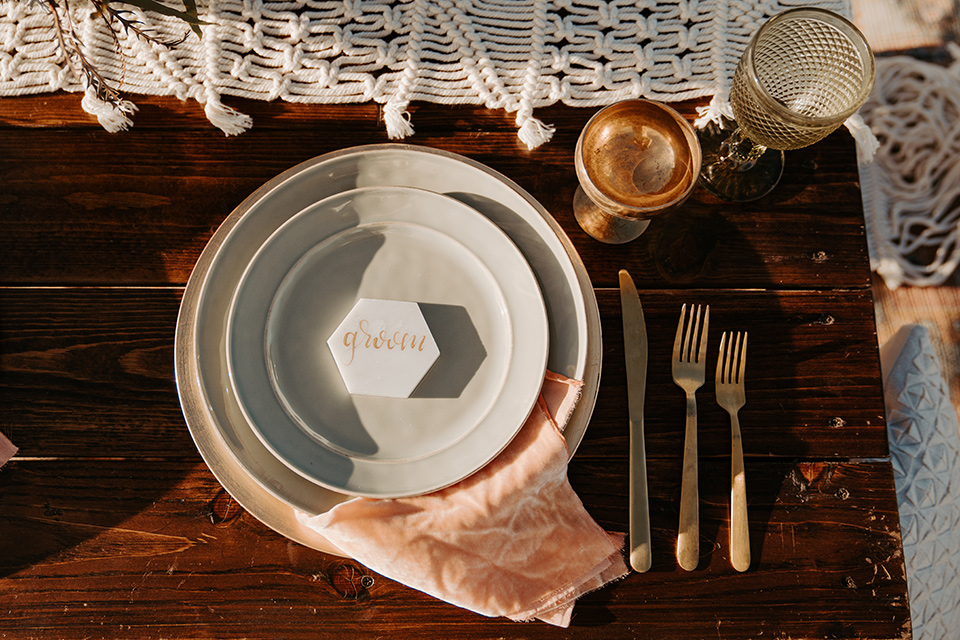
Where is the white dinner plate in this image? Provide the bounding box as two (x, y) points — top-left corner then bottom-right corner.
(175, 145), (602, 556)
(225, 186), (548, 497)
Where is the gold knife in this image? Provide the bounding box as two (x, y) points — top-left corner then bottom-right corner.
(619, 269), (652, 572)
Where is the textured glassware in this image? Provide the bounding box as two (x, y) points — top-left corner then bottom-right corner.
(699, 8), (875, 202)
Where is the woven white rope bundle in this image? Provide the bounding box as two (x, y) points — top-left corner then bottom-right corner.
(859, 44), (960, 289)
(1, 0), (857, 147)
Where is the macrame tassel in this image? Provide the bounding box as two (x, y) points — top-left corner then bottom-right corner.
(948, 41), (960, 67)
(80, 91), (137, 133)
(693, 94), (733, 129)
(204, 99), (253, 136)
(204, 97), (253, 136)
(857, 158), (897, 286)
(846, 113), (879, 163)
(383, 102), (415, 139)
(517, 115), (555, 150)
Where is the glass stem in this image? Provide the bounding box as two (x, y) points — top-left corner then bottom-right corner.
(718, 128), (767, 172)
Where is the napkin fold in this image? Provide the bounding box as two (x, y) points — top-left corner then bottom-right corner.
(0, 432), (16, 469)
(298, 371), (627, 626)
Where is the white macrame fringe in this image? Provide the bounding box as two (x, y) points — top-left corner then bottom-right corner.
(846, 114), (879, 163)
(204, 97), (253, 136)
(693, 93), (733, 129)
(383, 102), (415, 140)
(858, 158), (902, 288)
(80, 91), (137, 133)
(517, 115), (555, 150)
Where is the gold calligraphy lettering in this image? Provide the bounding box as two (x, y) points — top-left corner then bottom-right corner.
(358, 319), (372, 347)
(339, 318), (431, 365)
(342, 331), (359, 365)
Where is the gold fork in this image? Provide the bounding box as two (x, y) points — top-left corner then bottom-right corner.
(716, 331), (750, 572)
(672, 304), (709, 571)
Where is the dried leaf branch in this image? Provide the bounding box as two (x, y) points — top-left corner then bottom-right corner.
(37, 0), (205, 110)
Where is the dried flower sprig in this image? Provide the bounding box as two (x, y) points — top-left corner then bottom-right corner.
(37, 0), (205, 110)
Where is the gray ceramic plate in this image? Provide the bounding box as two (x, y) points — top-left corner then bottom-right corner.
(175, 145), (601, 556)
(225, 186), (548, 497)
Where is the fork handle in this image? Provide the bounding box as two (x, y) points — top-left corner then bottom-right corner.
(677, 392), (699, 571)
(730, 411), (751, 571)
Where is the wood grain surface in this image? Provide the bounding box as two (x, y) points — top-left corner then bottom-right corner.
(0, 458), (907, 639)
(0, 93), (909, 639)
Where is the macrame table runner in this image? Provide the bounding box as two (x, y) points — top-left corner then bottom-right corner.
(2, 0), (859, 146)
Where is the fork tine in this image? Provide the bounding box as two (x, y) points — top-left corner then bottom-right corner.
(683, 305), (696, 361)
(716, 331), (727, 383)
(697, 306), (710, 363)
(738, 332), (748, 384)
(674, 304), (687, 361)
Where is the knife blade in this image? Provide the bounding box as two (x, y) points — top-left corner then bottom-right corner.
(619, 269), (652, 572)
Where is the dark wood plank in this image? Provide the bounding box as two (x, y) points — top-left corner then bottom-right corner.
(1, 98), (870, 289)
(0, 288), (196, 459)
(1, 287), (887, 460)
(0, 458), (909, 639)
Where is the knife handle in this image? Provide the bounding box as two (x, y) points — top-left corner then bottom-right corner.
(629, 415), (652, 572)
(677, 392), (699, 571)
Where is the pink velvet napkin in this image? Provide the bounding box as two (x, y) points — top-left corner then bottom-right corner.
(298, 371), (627, 626)
(0, 432), (16, 468)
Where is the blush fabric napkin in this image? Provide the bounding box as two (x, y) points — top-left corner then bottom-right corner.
(0, 432), (16, 469)
(298, 371), (628, 626)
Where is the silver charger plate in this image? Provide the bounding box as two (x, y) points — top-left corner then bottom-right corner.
(226, 186), (548, 497)
(175, 145), (602, 556)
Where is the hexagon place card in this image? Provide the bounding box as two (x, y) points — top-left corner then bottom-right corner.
(327, 298), (440, 398)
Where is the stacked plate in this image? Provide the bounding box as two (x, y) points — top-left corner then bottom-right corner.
(175, 145), (602, 556)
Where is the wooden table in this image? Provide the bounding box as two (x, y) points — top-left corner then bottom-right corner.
(0, 95), (911, 639)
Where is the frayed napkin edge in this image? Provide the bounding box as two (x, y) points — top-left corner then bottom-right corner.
(510, 532), (629, 627)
